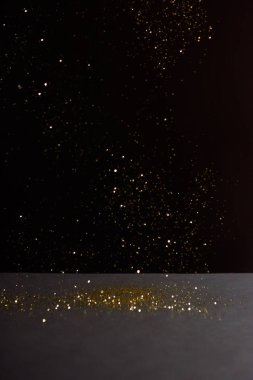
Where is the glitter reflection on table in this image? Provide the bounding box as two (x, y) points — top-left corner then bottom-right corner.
(0, 274), (253, 380)
(0, 277), (225, 317)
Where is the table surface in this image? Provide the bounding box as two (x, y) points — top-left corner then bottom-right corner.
(0, 273), (252, 380)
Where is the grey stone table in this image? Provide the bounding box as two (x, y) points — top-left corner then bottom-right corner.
(0, 273), (252, 380)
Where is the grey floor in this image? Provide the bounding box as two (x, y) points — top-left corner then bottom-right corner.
(0, 273), (252, 380)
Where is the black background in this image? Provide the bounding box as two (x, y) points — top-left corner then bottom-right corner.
(1, 0), (253, 272)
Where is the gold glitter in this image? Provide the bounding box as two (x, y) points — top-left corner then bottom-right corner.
(131, 0), (213, 76)
(0, 282), (228, 318)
